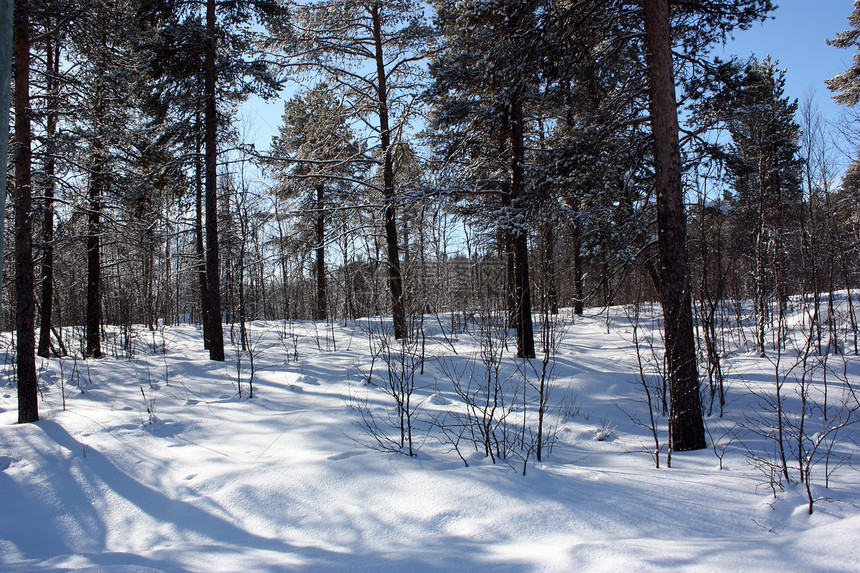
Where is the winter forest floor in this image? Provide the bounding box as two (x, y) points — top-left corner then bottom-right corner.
(1, 303), (859, 572)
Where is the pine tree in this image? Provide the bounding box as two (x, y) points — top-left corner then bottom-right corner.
(36, 21), (61, 358)
(268, 0), (432, 340)
(641, 0), (705, 451)
(267, 83), (362, 321)
(539, 10), (652, 317)
(826, 0), (860, 106)
(140, 0), (285, 359)
(63, 0), (147, 359)
(725, 58), (803, 355)
(14, 0), (38, 423)
(638, 0), (773, 451)
(427, 0), (551, 358)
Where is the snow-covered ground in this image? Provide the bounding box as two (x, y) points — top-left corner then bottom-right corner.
(1, 306), (858, 572)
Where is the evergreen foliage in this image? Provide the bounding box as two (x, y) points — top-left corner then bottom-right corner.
(827, 0), (860, 106)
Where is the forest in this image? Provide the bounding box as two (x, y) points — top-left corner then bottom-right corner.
(1, 0), (859, 570)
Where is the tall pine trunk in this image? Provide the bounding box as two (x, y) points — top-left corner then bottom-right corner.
(37, 34), (58, 358)
(14, 0), (37, 422)
(643, 0), (705, 451)
(509, 93), (535, 359)
(204, 0), (224, 360)
(85, 144), (104, 359)
(504, 228), (516, 327)
(314, 183), (327, 321)
(372, 2), (406, 340)
(144, 226), (155, 330)
(542, 219), (558, 315)
(573, 218), (584, 316)
(755, 164), (768, 357)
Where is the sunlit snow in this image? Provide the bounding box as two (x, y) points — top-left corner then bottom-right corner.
(1, 304), (858, 572)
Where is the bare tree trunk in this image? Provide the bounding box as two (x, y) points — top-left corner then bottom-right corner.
(163, 220), (173, 326)
(601, 255), (611, 308)
(342, 233), (354, 319)
(85, 145), (104, 359)
(509, 93), (535, 359)
(542, 219), (558, 315)
(204, 0), (224, 360)
(755, 157), (769, 357)
(238, 236), (247, 351)
(643, 0), (705, 451)
(573, 218), (584, 315)
(371, 2), (405, 339)
(37, 33), (58, 358)
(255, 228), (268, 320)
(144, 226), (155, 330)
(837, 242), (859, 355)
(504, 229), (516, 327)
(194, 121), (211, 348)
(315, 183), (327, 321)
(14, 0), (37, 422)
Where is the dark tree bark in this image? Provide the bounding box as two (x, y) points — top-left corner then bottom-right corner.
(144, 225), (155, 330)
(237, 224), (247, 351)
(314, 182), (327, 321)
(504, 229), (516, 326)
(371, 2), (406, 340)
(204, 0), (224, 360)
(509, 93), (535, 359)
(542, 219), (558, 315)
(37, 34), (59, 358)
(85, 143), (104, 359)
(643, 0), (706, 451)
(755, 182), (768, 356)
(14, 0), (37, 422)
(573, 219), (584, 316)
(83, 26), (106, 359)
(499, 111), (517, 331)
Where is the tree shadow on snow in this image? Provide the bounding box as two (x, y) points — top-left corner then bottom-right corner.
(6, 420), (347, 570)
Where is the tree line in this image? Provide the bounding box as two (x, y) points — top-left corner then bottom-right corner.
(7, 0), (859, 457)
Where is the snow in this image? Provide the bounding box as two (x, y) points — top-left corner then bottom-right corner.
(1, 308), (858, 572)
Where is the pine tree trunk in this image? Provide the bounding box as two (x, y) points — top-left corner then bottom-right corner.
(84, 12), (110, 360)
(85, 146), (104, 359)
(372, 2), (406, 340)
(573, 219), (584, 316)
(163, 226), (173, 327)
(37, 34), (58, 358)
(542, 220), (558, 315)
(504, 229), (516, 327)
(238, 238), (247, 351)
(509, 93), (535, 359)
(144, 227), (155, 330)
(315, 183), (327, 321)
(204, 0), (224, 360)
(643, 0), (705, 451)
(755, 174), (767, 357)
(14, 0), (37, 422)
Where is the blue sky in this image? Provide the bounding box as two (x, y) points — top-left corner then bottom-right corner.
(243, 2), (859, 152)
(721, 0), (855, 122)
